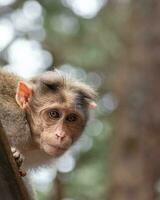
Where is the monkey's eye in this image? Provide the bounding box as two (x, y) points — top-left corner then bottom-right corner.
(48, 110), (61, 119)
(66, 113), (78, 122)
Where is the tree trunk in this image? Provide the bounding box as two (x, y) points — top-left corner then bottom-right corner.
(109, 1), (160, 200)
(0, 121), (30, 200)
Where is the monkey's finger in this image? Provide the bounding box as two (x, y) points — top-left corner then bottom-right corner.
(19, 169), (26, 177)
(13, 150), (21, 159)
(16, 156), (24, 167)
(16, 154), (24, 167)
(11, 148), (24, 167)
(11, 147), (16, 153)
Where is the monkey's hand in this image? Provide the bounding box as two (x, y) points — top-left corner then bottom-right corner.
(11, 147), (26, 177)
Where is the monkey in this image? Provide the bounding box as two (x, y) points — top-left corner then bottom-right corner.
(0, 68), (97, 192)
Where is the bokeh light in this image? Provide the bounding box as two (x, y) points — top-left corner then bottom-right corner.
(30, 167), (57, 193)
(56, 153), (76, 173)
(0, 0), (15, 6)
(0, 19), (15, 51)
(23, 0), (42, 21)
(5, 39), (53, 78)
(62, 0), (108, 19)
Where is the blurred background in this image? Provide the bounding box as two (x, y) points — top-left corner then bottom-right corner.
(0, 0), (160, 200)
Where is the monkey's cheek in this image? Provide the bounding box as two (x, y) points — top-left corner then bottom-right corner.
(43, 144), (65, 157)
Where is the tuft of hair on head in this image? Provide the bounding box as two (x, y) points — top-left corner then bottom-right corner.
(30, 69), (97, 109)
(64, 75), (97, 109)
(30, 70), (65, 92)
(73, 80), (97, 100)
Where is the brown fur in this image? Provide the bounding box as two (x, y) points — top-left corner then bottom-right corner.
(0, 70), (32, 150)
(0, 69), (96, 170)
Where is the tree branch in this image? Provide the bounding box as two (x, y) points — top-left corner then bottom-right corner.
(0, 121), (30, 200)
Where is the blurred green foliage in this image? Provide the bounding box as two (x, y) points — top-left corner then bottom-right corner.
(0, 0), (129, 199)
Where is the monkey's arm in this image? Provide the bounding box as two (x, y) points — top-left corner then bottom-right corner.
(0, 103), (32, 148)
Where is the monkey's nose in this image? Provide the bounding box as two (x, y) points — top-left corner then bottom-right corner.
(55, 133), (65, 140)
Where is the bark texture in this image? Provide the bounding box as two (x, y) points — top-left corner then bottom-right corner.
(0, 121), (30, 200)
(109, 1), (160, 200)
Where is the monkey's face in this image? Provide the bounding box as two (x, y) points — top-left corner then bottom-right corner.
(32, 104), (86, 157)
(16, 70), (96, 157)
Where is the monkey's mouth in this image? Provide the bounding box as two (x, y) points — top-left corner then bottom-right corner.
(43, 143), (68, 156)
(49, 144), (67, 151)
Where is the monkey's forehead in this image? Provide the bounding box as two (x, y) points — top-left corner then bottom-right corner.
(38, 89), (88, 109)
(30, 70), (96, 101)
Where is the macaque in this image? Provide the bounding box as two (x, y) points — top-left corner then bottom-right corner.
(0, 69), (96, 184)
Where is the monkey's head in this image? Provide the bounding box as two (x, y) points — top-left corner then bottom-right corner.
(15, 70), (97, 157)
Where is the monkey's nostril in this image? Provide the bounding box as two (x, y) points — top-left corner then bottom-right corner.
(55, 134), (59, 139)
(55, 133), (65, 140)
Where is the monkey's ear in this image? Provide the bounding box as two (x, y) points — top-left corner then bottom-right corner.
(16, 81), (33, 109)
(76, 84), (97, 109)
(88, 101), (97, 109)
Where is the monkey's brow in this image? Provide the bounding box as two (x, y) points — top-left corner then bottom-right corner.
(43, 82), (61, 91)
(41, 102), (81, 113)
(75, 93), (86, 107)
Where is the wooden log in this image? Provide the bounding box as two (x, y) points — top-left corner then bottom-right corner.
(0, 121), (30, 200)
